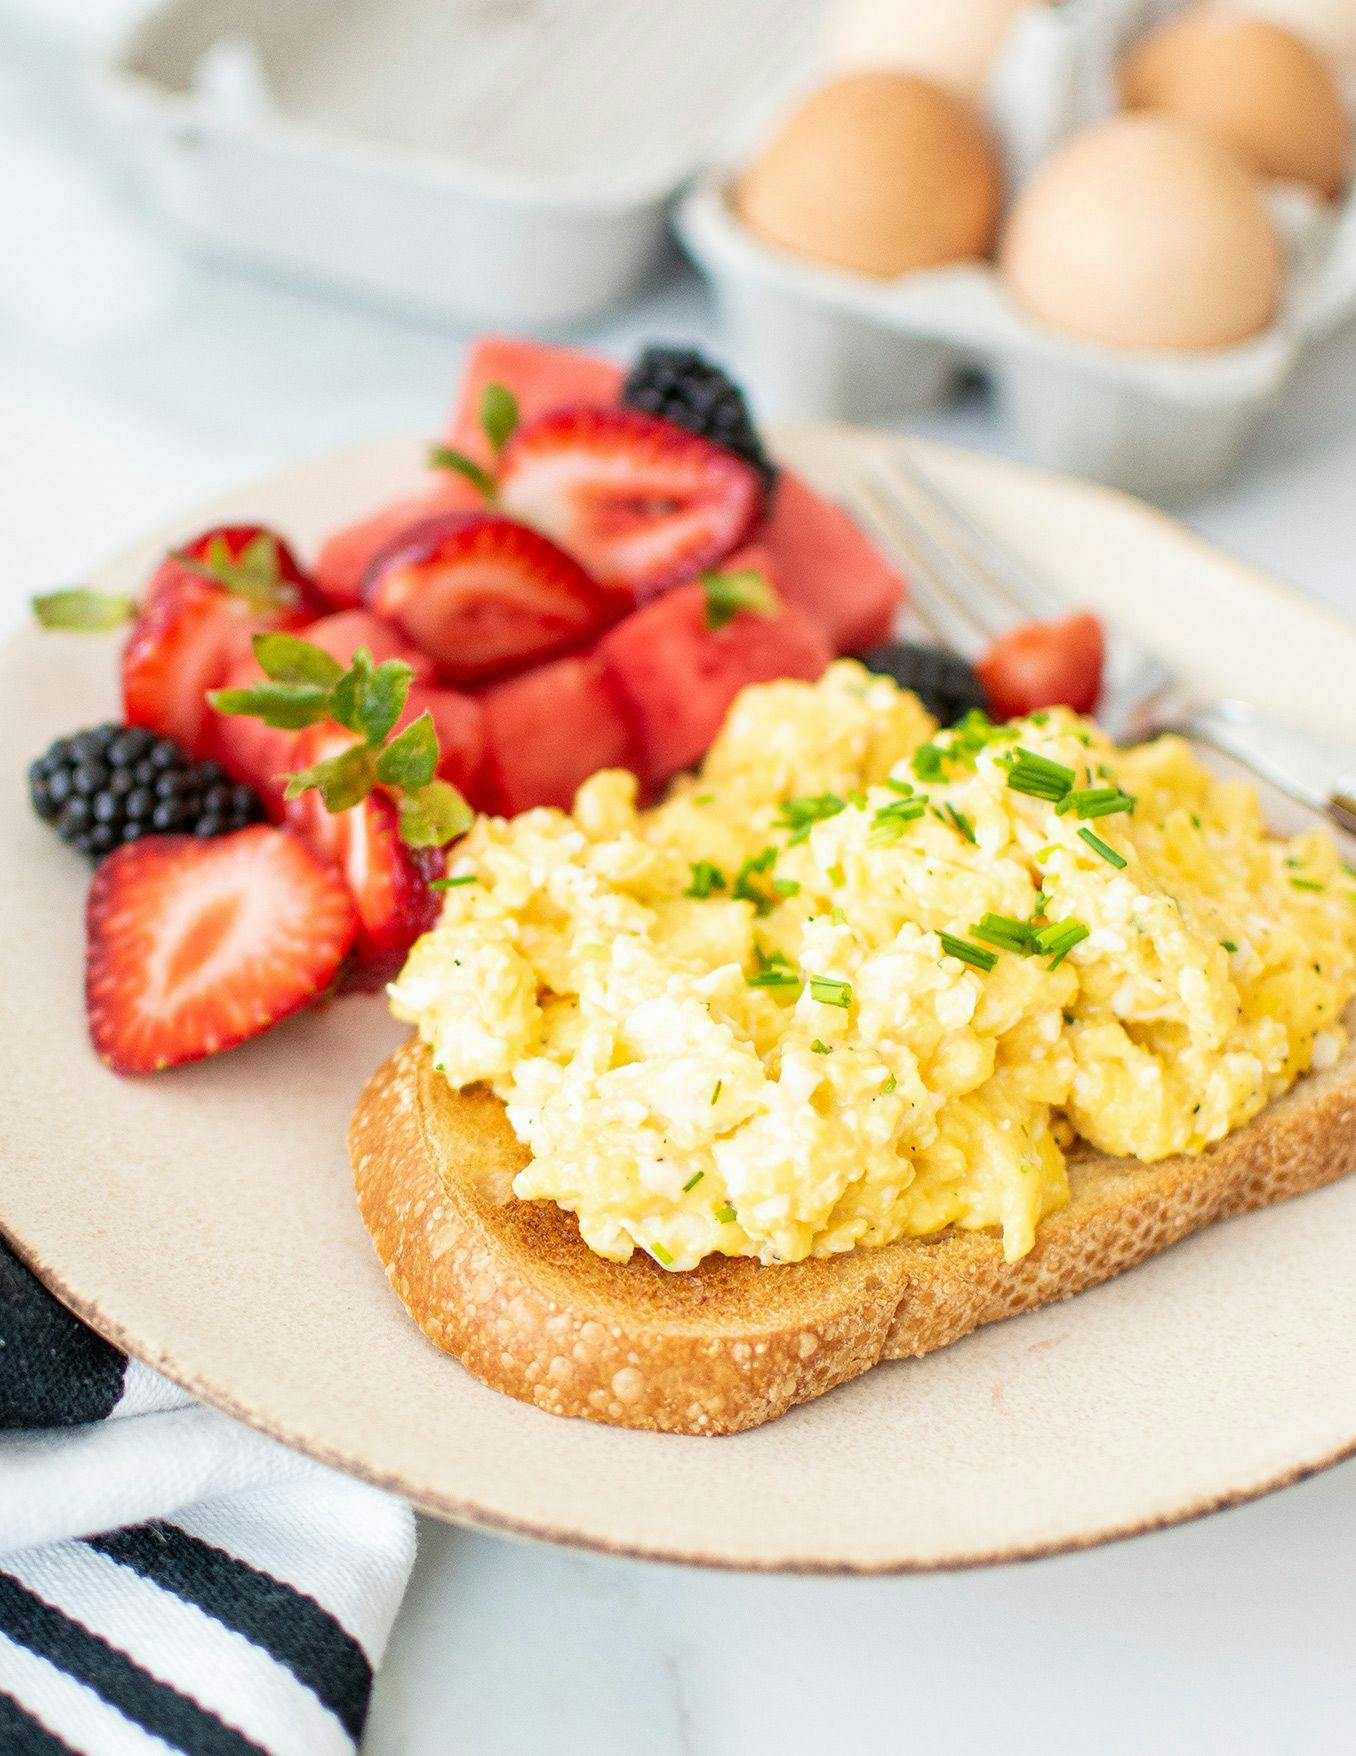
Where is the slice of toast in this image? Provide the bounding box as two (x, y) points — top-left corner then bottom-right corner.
(350, 1034), (1356, 1435)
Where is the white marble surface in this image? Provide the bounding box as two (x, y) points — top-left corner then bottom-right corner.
(5, 13), (1356, 1754)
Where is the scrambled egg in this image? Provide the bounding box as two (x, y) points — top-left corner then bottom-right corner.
(390, 663), (1356, 1271)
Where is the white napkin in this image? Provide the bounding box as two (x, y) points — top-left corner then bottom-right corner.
(0, 1242), (416, 1755)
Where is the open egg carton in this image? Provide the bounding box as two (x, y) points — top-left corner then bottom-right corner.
(676, 0), (1356, 497)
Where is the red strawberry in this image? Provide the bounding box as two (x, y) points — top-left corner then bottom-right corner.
(291, 609), (434, 677)
(481, 650), (638, 814)
(312, 483), (484, 609)
(600, 583), (832, 785)
(86, 825), (357, 1075)
(283, 725), (443, 985)
(123, 527), (318, 758)
(498, 407), (764, 599)
(363, 512), (623, 685)
(976, 612), (1105, 720)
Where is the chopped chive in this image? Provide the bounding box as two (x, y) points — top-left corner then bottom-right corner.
(684, 859), (727, 899)
(971, 912), (1035, 954)
(938, 931), (997, 972)
(650, 1241), (674, 1267)
(826, 862), (845, 888)
(693, 793), (714, 805)
(810, 1038), (832, 1054)
(847, 789), (868, 810)
(682, 1171), (705, 1193)
(733, 846), (779, 914)
(809, 975), (853, 1008)
(1034, 919), (1089, 968)
(711, 1080), (723, 1104)
(714, 1204), (737, 1224)
(775, 793), (846, 844)
(879, 1073), (897, 1095)
(1077, 827), (1127, 868)
(772, 878), (801, 897)
(912, 743), (947, 782)
(1220, 939), (1238, 953)
(1004, 748), (1076, 802)
(430, 873), (478, 889)
(829, 906), (848, 925)
(943, 803), (976, 843)
(747, 944), (801, 992)
(1057, 786), (1135, 820)
(1290, 876), (1325, 891)
(868, 796), (928, 843)
(884, 777), (914, 796)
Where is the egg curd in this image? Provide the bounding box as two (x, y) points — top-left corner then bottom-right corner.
(390, 663), (1356, 1271)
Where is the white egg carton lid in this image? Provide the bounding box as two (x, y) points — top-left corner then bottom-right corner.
(93, 0), (823, 327)
(677, 0), (1356, 498)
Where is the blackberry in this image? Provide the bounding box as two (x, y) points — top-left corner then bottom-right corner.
(28, 723), (264, 860)
(622, 346), (778, 491)
(858, 642), (988, 727)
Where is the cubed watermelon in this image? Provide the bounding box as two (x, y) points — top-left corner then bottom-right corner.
(482, 650), (638, 815)
(760, 471), (905, 653)
(208, 654), (300, 820)
(313, 481), (482, 609)
(447, 337), (624, 466)
(402, 681), (487, 805)
(599, 584), (832, 785)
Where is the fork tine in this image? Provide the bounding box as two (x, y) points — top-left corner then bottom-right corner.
(876, 449), (1065, 624)
(849, 474), (995, 658)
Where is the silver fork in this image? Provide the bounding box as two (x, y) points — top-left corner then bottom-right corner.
(848, 449), (1356, 837)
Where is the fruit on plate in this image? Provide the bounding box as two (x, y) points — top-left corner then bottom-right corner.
(29, 723), (264, 859)
(400, 681), (486, 802)
(599, 574), (832, 782)
(283, 725), (444, 984)
(976, 612), (1105, 719)
(445, 335), (624, 466)
(363, 512), (625, 683)
(759, 472), (904, 652)
(86, 824), (357, 1074)
(312, 482), (483, 609)
(622, 344), (778, 491)
(120, 528), (320, 757)
(481, 651), (638, 815)
(498, 408), (766, 599)
(857, 641), (987, 726)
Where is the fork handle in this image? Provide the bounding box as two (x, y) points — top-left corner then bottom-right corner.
(1183, 700), (1356, 836)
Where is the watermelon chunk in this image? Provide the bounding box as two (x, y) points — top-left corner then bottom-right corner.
(482, 650), (638, 815)
(599, 584), (832, 785)
(447, 336), (624, 466)
(402, 681), (487, 805)
(759, 471), (906, 653)
(313, 481), (483, 609)
(208, 653), (300, 820)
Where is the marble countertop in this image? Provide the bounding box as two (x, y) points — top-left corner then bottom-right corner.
(4, 15), (1356, 1753)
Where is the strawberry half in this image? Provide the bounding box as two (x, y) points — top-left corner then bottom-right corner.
(86, 825), (357, 1075)
(123, 526), (318, 758)
(362, 512), (622, 685)
(498, 407), (764, 599)
(283, 725), (444, 985)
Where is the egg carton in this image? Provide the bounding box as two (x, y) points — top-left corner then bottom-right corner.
(676, 0), (1356, 498)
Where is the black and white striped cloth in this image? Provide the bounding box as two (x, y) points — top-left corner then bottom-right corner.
(0, 1242), (415, 1754)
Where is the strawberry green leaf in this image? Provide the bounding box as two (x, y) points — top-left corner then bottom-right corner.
(208, 680), (335, 729)
(375, 710), (439, 791)
(427, 444), (496, 500)
(32, 588), (139, 632)
(701, 568), (780, 633)
(252, 631), (345, 688)
(173, 532), (300, 611)
(283, 740), (375, 812)
(356, 657), (414, 747)
(479, 381), (518, 453)
(397, 778), (474, 848)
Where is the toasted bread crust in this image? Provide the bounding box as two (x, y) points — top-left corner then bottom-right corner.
(350, 1036), (1356, 1435)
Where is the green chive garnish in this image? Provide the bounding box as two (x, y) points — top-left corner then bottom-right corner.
(772, 878), (801, 897)
(810, 1038), (832, 1054)
(879, 1073), (897, 1094)
(938, 932), (997, 972)
(733, 846), (779, 914)
(650, 1241), (674, 1266)
(912, 744), (946, 782)
(775, 793), (846, 844)
(747, 945), (801, 992)
(682, 1171), (705, 1193)
(1033, 919), (1089, 968)
(943, 803), (976, 843)
(826, 862), (845, 888)
(1290, 876), (1325, 891)
(684, 860), (727, 899)
(711, 1080), (722, 1103)
(1057, 786), (1135, 820)
(808, 975), (853, 1008)
(1004, 748), (1076, 802)
(714, 1204), (736, 1224)
(1078, 827), (1127, 867)
(971, 912), (1035, 954)
(1220, 939), (1238, 953)
(868, 796), (928, 842)
(430, 873), (478, 889)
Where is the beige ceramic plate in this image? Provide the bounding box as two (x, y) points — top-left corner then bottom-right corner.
(4, 427), (1356, 1574)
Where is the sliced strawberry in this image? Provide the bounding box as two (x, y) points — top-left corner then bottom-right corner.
(363, 512), (623, 685)
(759, 472), (906, 652)
(123, 527), (318, 758)
(293, 609), (434, 677)
(482, 650), (638, 815)
(445, 337), (624, 467)
(976, 612), (1105, 720)
(498, 407), (764, 599)
(599, 583), (832, 785)
(312, 482), (484, 609)
(283, 726), (443, 985)
(86, 825), (357, 1075)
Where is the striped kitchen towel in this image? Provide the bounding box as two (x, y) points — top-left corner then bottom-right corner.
(0, 1241), (416, 1755)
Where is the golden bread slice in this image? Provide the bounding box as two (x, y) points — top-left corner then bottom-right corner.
(350, 1034), (1356, 1435)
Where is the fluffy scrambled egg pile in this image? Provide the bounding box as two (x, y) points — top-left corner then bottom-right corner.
(390, 663), (1356, 1271)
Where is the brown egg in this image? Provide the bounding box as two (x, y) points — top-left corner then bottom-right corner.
(1120, 11), (1350, 199)
(735, 73), (1002, 277)
(1000, 115), (1285, 351)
